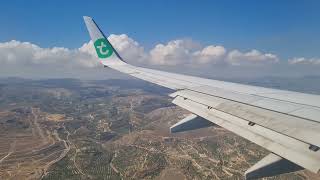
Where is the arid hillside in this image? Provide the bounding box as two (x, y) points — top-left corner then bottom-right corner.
(0, 78), (319, 180)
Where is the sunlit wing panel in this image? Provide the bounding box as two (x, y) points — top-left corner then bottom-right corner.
(170, 90), (320, 172)
(170, 88), (320, 147)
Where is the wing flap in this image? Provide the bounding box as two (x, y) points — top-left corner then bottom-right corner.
(171, 89), (320, 148)
(170, 114), (215, 133)
(245, 153), (303, 180)
(172, 95), (320, 173)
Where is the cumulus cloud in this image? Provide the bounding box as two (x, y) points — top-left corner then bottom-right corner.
(0, 34), (319, 78)
(193, 45), (226, 64)
(0, 34), (146, 71)
(288, 57), (320, 65)
(149, 39), (227, 65)
(0, 36), (280, 70)
(0, 40), (98, 69)
(148, 40), (278, 66)
(108, 34), (147, 62)
(226, 49), (278, 66)
(149, 39), (199, 65)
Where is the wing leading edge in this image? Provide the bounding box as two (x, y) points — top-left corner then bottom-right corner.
(83, 16), (320, 179)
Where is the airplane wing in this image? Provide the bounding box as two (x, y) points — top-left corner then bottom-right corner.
(83, 16), (320, 179)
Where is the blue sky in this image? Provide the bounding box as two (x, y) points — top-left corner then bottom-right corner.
(0, 0), (320, 79)
(0, 0), (319, 60)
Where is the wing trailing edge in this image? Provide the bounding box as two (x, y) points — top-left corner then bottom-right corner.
(170, 114), (215, 133)
(245, 153), (303, 180)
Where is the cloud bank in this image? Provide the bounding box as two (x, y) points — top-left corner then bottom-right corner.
(0, 34), (319, 79)
(288, 57), (320, 65)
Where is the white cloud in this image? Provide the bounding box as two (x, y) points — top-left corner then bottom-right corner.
(108, 34), (147, 62)
(193, 45), (226, 64)
(0, 37), (280, 69)
(0, 40), (98, 68)
(288, 57), (320, 65)
(0, 34), (319, 78)
(226, 49), (278, 66)
(78, 40), (95, 57)
(148, 39), (278, 66)
(0, 34), (146, 70)
(149, 39), (198, 65)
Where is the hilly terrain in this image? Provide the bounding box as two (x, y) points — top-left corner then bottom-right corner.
(0, 77), (319, 180)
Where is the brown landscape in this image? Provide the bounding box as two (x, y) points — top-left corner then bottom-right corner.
(0, 78), (319, 180)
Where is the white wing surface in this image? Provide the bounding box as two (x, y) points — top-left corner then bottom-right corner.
(83, 16), (320, 179)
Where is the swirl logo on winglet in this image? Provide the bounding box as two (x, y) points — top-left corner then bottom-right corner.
(94, 38), (113, 58)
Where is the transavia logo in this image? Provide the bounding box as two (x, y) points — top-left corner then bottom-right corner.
(94, 38), (113, 58)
